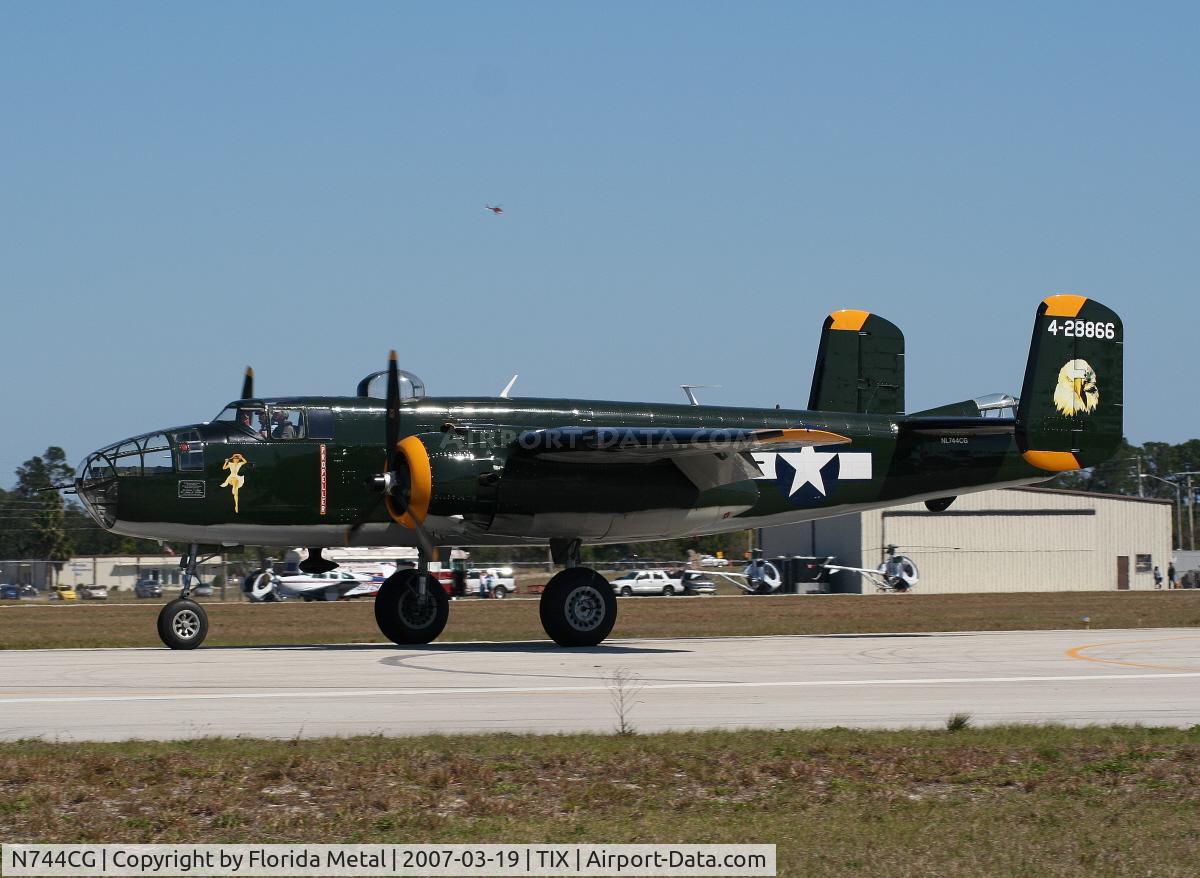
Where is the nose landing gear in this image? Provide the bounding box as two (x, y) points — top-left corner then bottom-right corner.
(157, 544), (212, 650)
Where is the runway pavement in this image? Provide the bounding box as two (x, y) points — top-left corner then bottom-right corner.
(1, 628), (1198, 740)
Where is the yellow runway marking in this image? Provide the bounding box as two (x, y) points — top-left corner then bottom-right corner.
(1066, 635), (1200, 673)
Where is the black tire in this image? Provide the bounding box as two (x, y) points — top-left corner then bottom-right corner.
(374, 569), (449, 645)
(662, 585), (676, 596)
(157, 599), (208, 650)
(539, 567), (617, 647)
(492, 585), (507, 599)
(619, 585), (633, 597)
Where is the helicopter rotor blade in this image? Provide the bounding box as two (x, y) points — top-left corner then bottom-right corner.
(241, 366), (255, 400)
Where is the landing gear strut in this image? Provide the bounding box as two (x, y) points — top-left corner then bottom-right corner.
(157, 543), (210, 650)
(539, 538), (617, 647)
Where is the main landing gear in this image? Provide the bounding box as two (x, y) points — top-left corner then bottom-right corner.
(374, 568), (450, 644)
(158, 543), (210, 650)
(538, 566), (617, 647)
(370, 538), (619, 648)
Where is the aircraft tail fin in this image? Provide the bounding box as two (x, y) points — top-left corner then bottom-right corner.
(1016, 295), (1123, 472)
(808, 310), (905, 415)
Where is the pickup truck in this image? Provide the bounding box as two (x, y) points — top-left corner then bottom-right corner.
(434, 569), (517, 599)
(610, 569), (683, 596)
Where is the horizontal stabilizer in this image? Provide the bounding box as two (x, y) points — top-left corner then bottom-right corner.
(898, 416), (1016, 437)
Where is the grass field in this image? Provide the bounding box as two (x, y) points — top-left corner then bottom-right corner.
(2, 726), (1199, 876)
(1, 590), (1198, 650)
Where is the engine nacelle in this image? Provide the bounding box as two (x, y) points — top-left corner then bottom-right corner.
(393, 431), (502, 528)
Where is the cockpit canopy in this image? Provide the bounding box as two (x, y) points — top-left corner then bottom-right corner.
(356, 369), (425, 401)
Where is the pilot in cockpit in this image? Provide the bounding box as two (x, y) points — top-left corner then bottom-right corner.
(271, 410), (296, 439)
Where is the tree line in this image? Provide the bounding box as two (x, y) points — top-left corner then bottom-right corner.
(0, 448), (162, 573)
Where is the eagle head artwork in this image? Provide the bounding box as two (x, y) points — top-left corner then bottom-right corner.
(1053, 359), (1099, 416)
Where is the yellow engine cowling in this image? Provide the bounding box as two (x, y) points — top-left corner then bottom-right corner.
(385, 431), (501, 529)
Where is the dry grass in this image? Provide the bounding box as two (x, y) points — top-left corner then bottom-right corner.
(1, 590), (1198, 650)
(2, 726), (1199, 876)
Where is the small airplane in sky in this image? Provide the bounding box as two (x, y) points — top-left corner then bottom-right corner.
(74, 295), (1122, 651)
(485, 204), (503, 214)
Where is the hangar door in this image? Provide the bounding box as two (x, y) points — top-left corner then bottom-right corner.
(880, 507), (1097, 594)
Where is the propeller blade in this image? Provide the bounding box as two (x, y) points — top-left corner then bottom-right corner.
(406, 504), (436, 556)
(348, 351), (403, 545)
(386, 351), (400, 471)
(346, 493), (387, 543)
(241, 367), (255, 400)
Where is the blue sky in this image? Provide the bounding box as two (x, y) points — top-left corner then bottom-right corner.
(1, 2), (1197, 484)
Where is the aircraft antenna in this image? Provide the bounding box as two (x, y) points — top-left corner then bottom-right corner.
(680, 384), (720, 406)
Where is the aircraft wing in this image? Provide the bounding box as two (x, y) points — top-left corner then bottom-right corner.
(512, 426), (851, 491)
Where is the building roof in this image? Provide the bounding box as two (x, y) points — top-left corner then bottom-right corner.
(1010, 485), (1174, 506)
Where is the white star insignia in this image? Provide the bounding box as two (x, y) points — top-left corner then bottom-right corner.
(780, 447), (837, 497)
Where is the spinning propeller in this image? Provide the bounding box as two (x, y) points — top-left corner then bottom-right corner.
(348, 352), (434, 553)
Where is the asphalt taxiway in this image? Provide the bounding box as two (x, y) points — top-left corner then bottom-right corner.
(1, 628), (1198, 740)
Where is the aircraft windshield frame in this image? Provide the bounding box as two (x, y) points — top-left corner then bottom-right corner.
(211, 405), (267, 436)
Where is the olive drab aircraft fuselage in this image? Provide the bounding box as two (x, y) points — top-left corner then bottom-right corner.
(75, 295), (1124, 650)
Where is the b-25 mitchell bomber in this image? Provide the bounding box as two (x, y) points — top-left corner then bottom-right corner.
(74, 295), (1122, 649)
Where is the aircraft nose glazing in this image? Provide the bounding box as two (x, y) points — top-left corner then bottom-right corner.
(76, 450), (119, 529)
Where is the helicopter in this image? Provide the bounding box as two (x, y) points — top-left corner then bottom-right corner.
(73, 295), (1122, 649)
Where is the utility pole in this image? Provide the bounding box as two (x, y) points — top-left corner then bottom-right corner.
(1141, 474), (1182, 550)
(1177, 471), (1200, 551)
(1185, 477), (1195, 551)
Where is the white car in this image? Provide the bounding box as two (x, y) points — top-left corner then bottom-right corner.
(610, 570), (683, 596)
(698, 555), (730, 567)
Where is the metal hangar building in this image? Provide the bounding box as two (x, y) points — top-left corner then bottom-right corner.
(761, 487), (1172, 594)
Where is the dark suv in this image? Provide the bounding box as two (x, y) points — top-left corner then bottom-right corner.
(134, 579), (163, 598)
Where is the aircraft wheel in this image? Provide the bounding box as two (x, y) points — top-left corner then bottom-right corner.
(157, 599), (208, 650)
(374, 570), (449, 645)
(539, 567), (617, 647)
